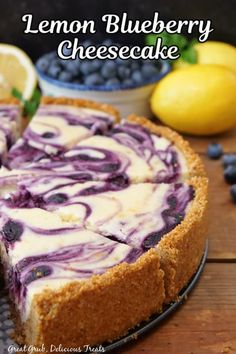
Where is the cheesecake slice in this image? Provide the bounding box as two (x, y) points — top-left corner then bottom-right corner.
(0, 197), (164, 347)
(12, 117), (205, 184)
(7, 97), (119, 169)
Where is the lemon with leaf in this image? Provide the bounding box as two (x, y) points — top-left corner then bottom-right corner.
(194, 41), (236, 73)
(0, 43), (36, 99)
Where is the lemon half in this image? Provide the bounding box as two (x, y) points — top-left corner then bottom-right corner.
(0, 43), (37, 99)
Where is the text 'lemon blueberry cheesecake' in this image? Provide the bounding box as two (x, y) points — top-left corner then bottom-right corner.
(0, 97), (208, 348)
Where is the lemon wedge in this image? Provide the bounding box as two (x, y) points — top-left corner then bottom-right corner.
(0, 43), (37, 99)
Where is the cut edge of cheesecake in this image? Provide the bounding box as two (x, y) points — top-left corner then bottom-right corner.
(127, 114), (206, 179)
(41, 96), (120, 123)
(157, 176), (208, 302)
(14, 248), (164, 348)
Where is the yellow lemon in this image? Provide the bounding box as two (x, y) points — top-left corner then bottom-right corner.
(195, 41), (236, 73)
(151, 64), (236, 136)
(0, 43), (37, 99)
(173, 41), (236, 73)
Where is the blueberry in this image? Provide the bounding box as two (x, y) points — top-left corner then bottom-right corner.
(130, 61), (140, 71)
(224, 165), (236, 184)
(79, 186), (98, 196)
(222, 154), (236, 168)
(100, 163), (119, 172)
(91, 59), (102, 71)
(141, 64), (159, 79)
(117, 66), (131, 80)
(108, 174), (129, 189)
(106, 78), (120, 86)
(142, 59), (155, 65)
(82, 40), (93, 48)
(50, 58), (62, 67)
(207, 143), (223, 160)
(76, 154), (98, 161)
(102, 39), (113, 47)
(230, 185), (236, 203)
(81, 60), (96, 75)
(131, 70), (143, 84)
(101, 61), (117, 79)
(2, 220), (23, 242)
(45, 51), (57, 60)
(36, 57), (50, 73)
(143, 231), (162, 250)
(64, 60), (80, 76)
(42, 132), (55, 139)
(47, 193), (68, 204)
(84, 73), (104, 86)
(174, 212), (184, 223)
(167, 195), (177, 209)
(122, 79), (133, 86)
(24, 265), (52, 285)
(61, 46), (72, 57)
(58, 71), (74, 82)
(116, 58), (131, 66)
(47, 65), (61, 79)
(73, 79), (81, 84)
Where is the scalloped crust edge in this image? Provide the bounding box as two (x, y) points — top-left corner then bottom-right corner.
(157, 176), (208, 302)
(21, 249), (164, 348)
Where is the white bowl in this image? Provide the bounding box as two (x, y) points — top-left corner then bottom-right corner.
(36, 61), (171, 118)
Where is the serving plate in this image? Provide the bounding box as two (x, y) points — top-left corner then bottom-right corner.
(0, 241), (208, 353)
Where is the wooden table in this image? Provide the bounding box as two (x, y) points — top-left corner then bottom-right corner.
(114, 128), (236, 354)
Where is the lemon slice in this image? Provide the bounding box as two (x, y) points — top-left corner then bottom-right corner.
(0, 43), (37, 99)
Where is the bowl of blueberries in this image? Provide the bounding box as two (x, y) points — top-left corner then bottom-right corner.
(36, 40), (171, 117)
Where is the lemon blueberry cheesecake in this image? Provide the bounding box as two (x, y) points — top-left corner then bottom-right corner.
(0, 97), (208, 348)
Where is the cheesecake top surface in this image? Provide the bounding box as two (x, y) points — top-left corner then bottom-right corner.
(23, 105), (116, 153)
(6, 105), (189, 184)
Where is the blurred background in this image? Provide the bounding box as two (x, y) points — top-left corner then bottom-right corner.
(0, 0), (235, 61)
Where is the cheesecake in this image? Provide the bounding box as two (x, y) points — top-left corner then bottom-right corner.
(0, 97), (208, 349)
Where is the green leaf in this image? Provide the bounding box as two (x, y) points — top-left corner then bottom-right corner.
(11, 87), (41, 120)
(189, 38), (198, 47)
(145, 32), (198, 65)
(169, 34), (188, 50)
(146, 34), (159, 46)
(31, 88), (41, 102)
(181, 46), (198, 64)
(11, 87), (24, 102)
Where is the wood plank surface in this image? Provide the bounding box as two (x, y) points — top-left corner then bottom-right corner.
(202, 156), (236, 260)
(114, 263), (236, 354)
(186, 127), (236, 154)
